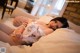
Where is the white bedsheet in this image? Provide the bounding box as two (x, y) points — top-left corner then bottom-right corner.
(0, 28), (80, 53)
(31, 28), (80, 53)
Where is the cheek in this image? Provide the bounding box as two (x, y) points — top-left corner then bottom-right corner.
(51, 24), (54, 27)
(50, 23), (54, 27)
(50, 24), (56, 29)
(57, 22), (63, 28)
(51, 22), (57, 27)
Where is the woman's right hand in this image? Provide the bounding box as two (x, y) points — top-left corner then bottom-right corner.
(22, 21), (28, 27)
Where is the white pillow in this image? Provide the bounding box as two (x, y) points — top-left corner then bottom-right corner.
(36, 15), (55, 24)
(31, 28), (80, 53)
(38, 28), (80, 42)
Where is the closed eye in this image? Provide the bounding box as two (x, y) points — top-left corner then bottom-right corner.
(54, 21), (59, 29)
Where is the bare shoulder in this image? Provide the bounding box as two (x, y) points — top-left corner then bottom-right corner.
(44, 28), (54, 35)
(34, 21), (54, 35)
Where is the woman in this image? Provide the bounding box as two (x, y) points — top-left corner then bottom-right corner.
(0, 17), (69, 46)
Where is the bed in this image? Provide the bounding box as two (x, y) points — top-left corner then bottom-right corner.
(0, 7), (80, 53)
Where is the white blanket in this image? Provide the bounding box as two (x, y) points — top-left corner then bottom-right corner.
(31, 28), (80, 53)
(0, 28), (80, 53)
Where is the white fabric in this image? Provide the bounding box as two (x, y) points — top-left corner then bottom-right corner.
(36, 15), (54, 24)
(68, 21), (80, 34)
(22, 22), (45, 43)
(0, 28), (80, 53)
(31, 28), (80, 53)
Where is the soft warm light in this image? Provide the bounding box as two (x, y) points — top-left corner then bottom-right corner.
(47, 4), (51, 7)
(47, 4), (52, 9)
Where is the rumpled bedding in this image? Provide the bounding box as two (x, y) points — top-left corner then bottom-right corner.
(0, 28), (80, 53)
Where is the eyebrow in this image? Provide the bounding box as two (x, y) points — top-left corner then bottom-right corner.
(54, 20), (57, 23)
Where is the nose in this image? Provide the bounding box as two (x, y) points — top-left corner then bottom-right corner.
(51, 23), (58, 29)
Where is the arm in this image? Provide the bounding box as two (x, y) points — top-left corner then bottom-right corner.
(0, 23), (14, 35)
(0, 30), (16, 45)
(11, 22), (28, 38)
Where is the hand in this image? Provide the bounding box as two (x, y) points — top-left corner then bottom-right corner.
(22, 21), (28, 27)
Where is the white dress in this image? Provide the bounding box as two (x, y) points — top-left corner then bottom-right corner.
(22, 22), (46, 44)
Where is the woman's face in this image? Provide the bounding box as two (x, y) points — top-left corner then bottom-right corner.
(48, 21), (63, 30)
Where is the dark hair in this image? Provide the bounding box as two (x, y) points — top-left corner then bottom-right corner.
(50, 17), (69, 28)
(21, 41), (33, 46)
